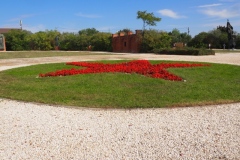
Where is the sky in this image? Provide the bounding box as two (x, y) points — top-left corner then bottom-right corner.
(0, 0), (240, 37)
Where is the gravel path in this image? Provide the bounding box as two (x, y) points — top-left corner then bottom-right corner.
(0, 52), (240, 159)
(0, 53), (240, 71)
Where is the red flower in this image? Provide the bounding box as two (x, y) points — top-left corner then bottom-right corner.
(39, 60), (210, 81)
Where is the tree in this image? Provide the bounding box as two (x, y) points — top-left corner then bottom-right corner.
(45, 30), (60, 49)
(91, 32), (112, 51)
(168, 28), (181, 45)
(236, 33), (240, 49)
(188, 32), (209, 48)
(142, 29), (172, 52)
(5, 30), (31, 51)
(60, 33), (79, 50)
(168, 29), (191, 46)
(188, 29), (229, 49)
(208, 29), (228, 48)
(137, 10), (161, 31)
(32, 31), (52, 50)
(78, 28), (99, 36)
(180, 33), (192, 44)
(137, 10), (161, 52)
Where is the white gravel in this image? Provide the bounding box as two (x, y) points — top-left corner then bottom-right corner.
(0, 52), (240, 159)
(1, 99), (239, 159)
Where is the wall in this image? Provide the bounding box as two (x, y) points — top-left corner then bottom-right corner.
(0, 34), (6, 51)
(112, 30), (142, 53)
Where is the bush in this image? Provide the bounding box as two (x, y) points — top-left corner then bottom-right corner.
(141, 29), (172, 53)
(155, 48), (215, 56)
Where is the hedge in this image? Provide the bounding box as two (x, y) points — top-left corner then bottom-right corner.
(154, 48), (215, 56)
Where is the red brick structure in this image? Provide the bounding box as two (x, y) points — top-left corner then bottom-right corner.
(112, 30), (142, 53)
(0, 28), (21, 51)
(173, 42), (185, 49)
(0, 28), (20, 34)
(0, 34), (6, 51)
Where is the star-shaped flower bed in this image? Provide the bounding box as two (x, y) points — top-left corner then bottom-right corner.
(39, 60), (210, 81)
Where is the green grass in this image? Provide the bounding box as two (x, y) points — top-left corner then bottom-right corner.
(0, 51), (112, 59)
(213, 49), (240, 53)
(0, 60), (239, 108)
(1, 50), (238, 59)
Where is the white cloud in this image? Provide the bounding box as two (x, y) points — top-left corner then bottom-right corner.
(197, 4), (222, 8)
(201, 9), (240, 18)
(158, 9), (186, 19)
(76, 13), (101, 18)
(199, 2), (240, 19)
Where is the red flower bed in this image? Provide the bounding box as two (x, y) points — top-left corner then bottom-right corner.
(39, 60), (210, 81)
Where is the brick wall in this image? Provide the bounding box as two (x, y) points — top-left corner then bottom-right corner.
(0, 35), (6, 51)
(112, 30), (142, 53)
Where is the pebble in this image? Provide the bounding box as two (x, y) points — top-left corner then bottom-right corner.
(0, 98), (239, 159)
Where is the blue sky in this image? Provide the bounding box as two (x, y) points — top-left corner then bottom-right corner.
(0, 0), (239, 36)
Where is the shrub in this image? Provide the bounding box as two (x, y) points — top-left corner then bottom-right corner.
(155, 48), (215, 56)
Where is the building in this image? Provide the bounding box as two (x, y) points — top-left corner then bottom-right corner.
(0, 28), (21, 51)
(112, 30), (142, 53)
(0, 34), (6, 51)
(0, 28), (20, 34)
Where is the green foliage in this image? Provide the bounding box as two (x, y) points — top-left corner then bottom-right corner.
(137, 10), (161, 30)
(5, 30), (31, 51)
(188, 29), (230, 49)
(76, 34), (91, 50)
(188, 32), (208, 48)
(168, 28), (191, 46)
(59, 33), (78, 50)
(3, 25), (239, 51)
(206, 29), (228, 48)
(5, 29), (60, 51)
(30, 31), (52, 50)
(197, 48), (215, 55)
(235, 33), (240, 49)
(156, 48), (215, 55)
(60, 29), (112, 51)
(142, 29), (172, 52)
(3, 28), (112, 51)
(45, 30), (60, 49)
(91, 32), (112, 51)
(180, 33), (191, 44)
(168, 28), (181, 44)
(78, 28), (99, 36)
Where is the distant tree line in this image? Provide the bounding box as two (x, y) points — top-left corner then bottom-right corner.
(3, 28), (112, 51)
(3, 27), (240, 52)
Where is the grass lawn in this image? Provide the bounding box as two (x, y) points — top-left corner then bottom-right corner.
(0, 60), (239, 108)
(0, 51), (112, 59)
(1, 50), (239, 59)
(213, 49), (240, 53)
